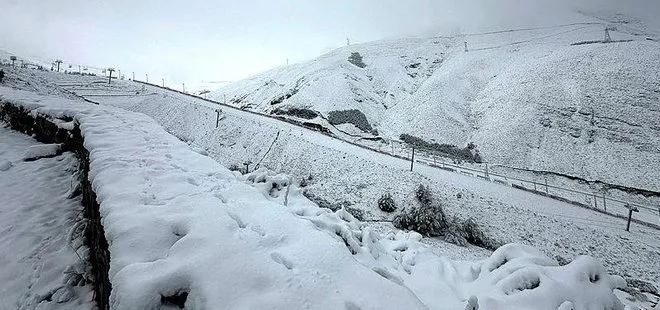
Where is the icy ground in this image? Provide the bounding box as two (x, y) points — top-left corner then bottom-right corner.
(1, 86), (651, 309)
(0, 125), (94, 309)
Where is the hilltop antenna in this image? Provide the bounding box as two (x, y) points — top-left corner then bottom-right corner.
(604, 26), (616, 42)
(346, 37), (350, 46)
(10, 56), (17, 67)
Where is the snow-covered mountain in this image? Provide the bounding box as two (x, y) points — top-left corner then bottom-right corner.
(210, 12), (660, 193)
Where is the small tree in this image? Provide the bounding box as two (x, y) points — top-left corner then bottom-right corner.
(348, 52), (366, 68)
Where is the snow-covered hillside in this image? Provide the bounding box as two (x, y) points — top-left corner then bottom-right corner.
(3, 85), (644, 309)
(210, 16), (660, 193)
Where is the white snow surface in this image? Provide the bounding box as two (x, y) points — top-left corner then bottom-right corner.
(0, 86), (639, 309)
(22, 143), (61, 161)
(210, 21), (660, 193)
(0, 126), (94, 309)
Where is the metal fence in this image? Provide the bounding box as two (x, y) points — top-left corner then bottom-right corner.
(395, 145), (660, 230)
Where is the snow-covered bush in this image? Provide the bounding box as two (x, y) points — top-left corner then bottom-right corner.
(228, 163), (242, 172)
(394, 184), (447, 236)
(272, 107), (319, 120)
(399, 133), (482, 163)
(348, 52), (366, 68)
(393, 203), (447, 237)
(445, 217), (499, 250)
(396, 185), (495, 248)
(327, 109), (373, 133)
(414, 184), (432, 206)
(378, 193), (396, 212)
(299, 174), (313, 187)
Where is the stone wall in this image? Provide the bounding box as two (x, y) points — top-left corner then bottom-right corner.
(0, 102), (111, 309)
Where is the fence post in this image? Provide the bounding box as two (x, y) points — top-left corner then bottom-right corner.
(410, 147), (415, 171)
(433, 156), (436, 166)
(602, 193), (607, 212)
(533, 182), (537, 191)
(544, 177), (549, 195)
(485, 162), (489, 180)
(391, 140), (395, 155)
(593, 194), (598, 209)
(626, 204), (639, 232)
(215, 109), (221, 128)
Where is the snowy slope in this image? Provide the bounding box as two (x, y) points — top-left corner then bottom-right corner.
(16, 68), (658, 291)
(210, 18), (660, 193)
(0, 83), (644, 309)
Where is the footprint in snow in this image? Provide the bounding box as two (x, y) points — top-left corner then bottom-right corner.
(270, 252), (294, 270)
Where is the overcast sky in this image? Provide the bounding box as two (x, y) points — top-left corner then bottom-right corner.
(1, 0), (658, 90)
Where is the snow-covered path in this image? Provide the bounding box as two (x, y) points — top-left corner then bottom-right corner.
(0, 125), (94, 309)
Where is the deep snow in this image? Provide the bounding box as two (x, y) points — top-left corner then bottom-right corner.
(0, 85), (647, 309)
(0, 125), (94, 309)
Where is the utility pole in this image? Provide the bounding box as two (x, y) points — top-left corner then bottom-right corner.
(132, 72), (135, 80)
(55, 59), (63, 72)
(182, 83), (185, 93)
(410, 147), (415, 171)
(78, 65), (81, 74)
(107, 68), (115, 84)
(162, 78), (164, 87)
(10, 56), (16, 67)
(146, 74), (149, 83)
(346, 37), (350, 46)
